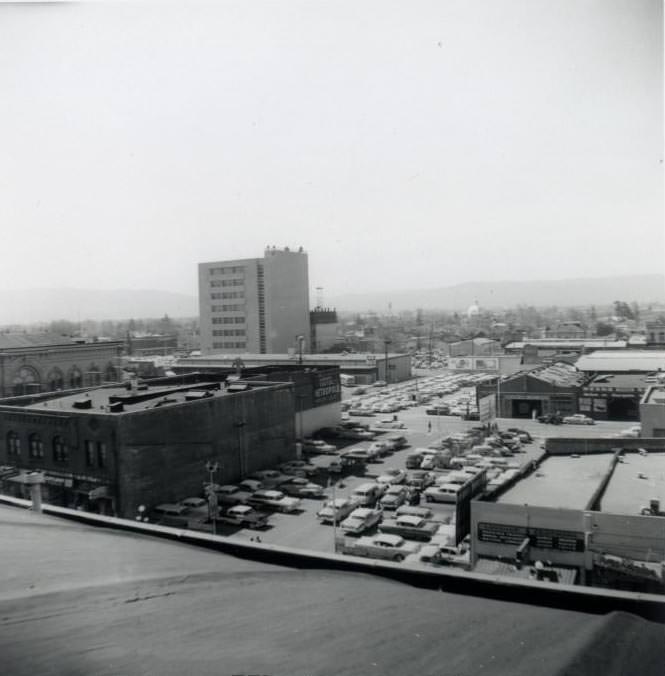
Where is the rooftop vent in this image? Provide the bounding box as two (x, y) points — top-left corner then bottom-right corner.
(73, 398), (93, 410)
(109, 401), (124, 413)
(184, 390), (213, 401)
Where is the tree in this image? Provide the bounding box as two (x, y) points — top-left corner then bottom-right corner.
(595, 322), (614, 337)
(613, 301), (634, 320)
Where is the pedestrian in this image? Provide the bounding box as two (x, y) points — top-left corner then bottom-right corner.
(427, 420), (432, 433)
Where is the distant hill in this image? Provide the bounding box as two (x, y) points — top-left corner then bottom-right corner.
(329, 275), (665, 313)
(0, 288), (198, 324)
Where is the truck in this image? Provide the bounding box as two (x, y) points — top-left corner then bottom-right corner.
(341, 533), (420, 562)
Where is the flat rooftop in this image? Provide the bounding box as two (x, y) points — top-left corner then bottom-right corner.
(497, 454), (614, 509)
(17, 380), (282, 416)
(602, 452), (665, 516)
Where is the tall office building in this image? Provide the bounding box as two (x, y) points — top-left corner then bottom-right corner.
(198, 246), (311, 355)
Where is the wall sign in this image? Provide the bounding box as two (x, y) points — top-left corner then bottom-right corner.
(478, 522), (585, 552)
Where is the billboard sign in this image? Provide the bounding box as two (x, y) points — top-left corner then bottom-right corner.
(450, 357), (499, 372)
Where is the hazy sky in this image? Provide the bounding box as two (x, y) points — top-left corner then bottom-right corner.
(1, 0), (662, 299)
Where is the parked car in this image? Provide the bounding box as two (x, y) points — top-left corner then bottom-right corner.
(537, 414), (562, 424)
(340, 507), (383, 534)
(213, 485), (251, 506)
(302, 439), (338, 454)
(367, 441), (391, 458)
(316, 498), (358, 524)
(404, 543), (469, 568)
(247, 489), (302, 513)
(375, 419), (406, 429)
(280, 477), (324, 499)
(152, 503), (189, 527)
(341, 533), (419, 562)
(395, 505), (433, 520)
(247, 470), (291, 488)
(219, 505), (269, 529)
(406, 470), (435, 491)
(379, 514), (439, 541)
(238, 479), (263, 493)
(379, 485), (410, 510)
(507, 428), (533, 443)
(179, 497), (207, 510)
(423, 483), (460, 503)
(278, 460), (318, 477)
(563, 414), (595, 425)
(376, 468), (407, 485)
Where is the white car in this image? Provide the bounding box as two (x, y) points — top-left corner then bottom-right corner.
(247, 489), (302, 513)
(376, 468), (407, 485)
(562, 414), (595, 425)
(340, 507), (383, 534)
(317, 498), (358, 524)
(302, 439), (338, 454)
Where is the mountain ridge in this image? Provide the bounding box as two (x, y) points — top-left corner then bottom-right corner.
(0, 274), (662, 324)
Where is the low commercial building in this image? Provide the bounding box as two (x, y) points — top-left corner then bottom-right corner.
(310, 308), (341, 352)
(0, 374), (297, 518)
(476, 362), (587, 419)
(175, 351), (412, 385)
(471, 441), (665, 592)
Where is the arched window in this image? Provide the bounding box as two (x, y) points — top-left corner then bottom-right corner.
(46, 368), (65, 392)
(6, 431), (20, 457)
(68, 367), (83, 389)
(12, 366), (41, 396)
(104, 363), (117, 383)
(28, 433), (44, 459)
(87, 364), (101, 387)
(52, 436), (68, 463)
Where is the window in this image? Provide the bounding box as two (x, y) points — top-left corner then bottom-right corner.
(234, 317), (245, 324)
(53, 436), (69, 463)
(7, 431), (20, 457)
(69, 367), (83, 389)
(85, 440), (95, 467)
(97, 442), (107, 469)
(28, 434), (44, 459)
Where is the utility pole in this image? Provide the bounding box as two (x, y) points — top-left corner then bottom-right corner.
(205, 461), (219, 534)
(383, 339), (391, 383)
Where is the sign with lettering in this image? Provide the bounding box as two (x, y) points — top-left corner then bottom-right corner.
(312, 372), (341, 406)
(478, 522), (585, 552)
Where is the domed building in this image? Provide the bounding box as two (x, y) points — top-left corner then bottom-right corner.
(466, 300), (481, 320)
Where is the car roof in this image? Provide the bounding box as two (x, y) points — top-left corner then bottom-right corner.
(374, 534), (403, 546)
(396, 514), (424, 526)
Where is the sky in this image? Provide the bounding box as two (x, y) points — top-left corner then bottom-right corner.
(0, 0), (662, 300)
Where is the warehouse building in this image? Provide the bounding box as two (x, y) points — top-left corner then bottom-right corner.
(579, 374), (651, 422)
(471, 442), (665, 592)
(476, 362), (587, 419)
(0, 374), (299, 519)
(176, 351), (412, 385)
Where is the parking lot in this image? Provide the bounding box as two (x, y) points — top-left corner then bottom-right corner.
(199, 373), (630, 556)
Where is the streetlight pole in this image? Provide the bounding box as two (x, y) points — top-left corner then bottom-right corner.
(205, 461), (219, 535)
(384, 340), (391, 384)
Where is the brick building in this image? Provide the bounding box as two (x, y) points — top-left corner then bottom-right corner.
(0, 374), (297, 518)
(0, 333), (123, 397)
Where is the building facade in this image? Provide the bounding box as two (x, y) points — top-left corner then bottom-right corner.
(0, 334), (123, 397)
(198, 246), (310, 356)
(640, 385), (665, 437)
(0, 375), (297, 518)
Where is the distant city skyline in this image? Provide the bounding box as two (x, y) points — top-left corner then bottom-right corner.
(1, 1), (662, 299)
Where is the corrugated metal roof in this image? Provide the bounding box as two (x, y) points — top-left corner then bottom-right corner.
(0, 333), (76, 350)
(529, 362), (586, 387)
(576, 350), (665, 373)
